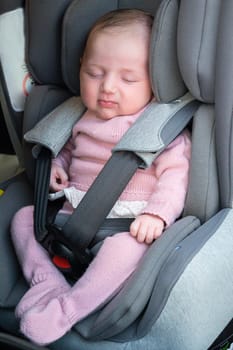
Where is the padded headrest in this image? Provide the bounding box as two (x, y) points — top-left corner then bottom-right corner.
(25, 0), (73, 85)
(62, 0), (186, 102)
(177, 0), (221, 103)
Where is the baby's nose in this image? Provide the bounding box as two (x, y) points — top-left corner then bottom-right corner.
(101, 74), (117, 93)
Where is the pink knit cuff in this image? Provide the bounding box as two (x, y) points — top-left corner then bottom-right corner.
(141, 200), (179, 228)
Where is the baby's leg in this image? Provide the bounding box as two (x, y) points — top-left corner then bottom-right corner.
(11, 206), (70, 317)
(20, 232), (148, 345)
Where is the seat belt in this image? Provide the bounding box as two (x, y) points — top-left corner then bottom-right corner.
(60, 151), (143, 250)
(34, 148), (143, 277)
(33, 147), (52, 242)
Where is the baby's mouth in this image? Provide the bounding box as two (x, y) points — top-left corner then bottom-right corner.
(98, 99), (118, 108)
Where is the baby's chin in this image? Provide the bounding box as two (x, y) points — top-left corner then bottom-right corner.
(94, 107), (141, 120)
(94, 109), (120, 120)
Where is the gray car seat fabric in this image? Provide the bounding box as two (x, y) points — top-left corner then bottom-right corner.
(215, 0), (233, 209)
(0, 0), (233, 350)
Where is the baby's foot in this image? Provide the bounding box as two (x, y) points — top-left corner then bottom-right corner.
(16, 278), (70, 319)
(20, 296), (72, 345)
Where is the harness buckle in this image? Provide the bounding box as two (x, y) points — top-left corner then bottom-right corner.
(42, 223), (93, 279)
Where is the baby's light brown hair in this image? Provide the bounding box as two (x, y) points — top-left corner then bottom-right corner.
(83, 9), (154, 60)
(90, 8), (153, 34)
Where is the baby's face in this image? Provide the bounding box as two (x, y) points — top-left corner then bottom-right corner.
(80, 24), (152, 120)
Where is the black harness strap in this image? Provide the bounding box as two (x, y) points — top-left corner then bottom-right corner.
(34, 147), (52, 242)
(34, 149), (143, 277)
(61, 151), (143, 251)
(33, 147), (65, 242)
(47, 151), (143, 275)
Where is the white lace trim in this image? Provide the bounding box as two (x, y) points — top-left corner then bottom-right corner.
(49, 186), (147, 218)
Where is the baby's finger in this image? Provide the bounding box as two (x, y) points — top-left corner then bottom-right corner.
(136, 226), (148, 243)
(130, 219), (140, 237)
(145, 228), (155, 244)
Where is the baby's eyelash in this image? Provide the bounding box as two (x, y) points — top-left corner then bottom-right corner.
(122, 78), (138, 83)
(86, 71), (103, 78)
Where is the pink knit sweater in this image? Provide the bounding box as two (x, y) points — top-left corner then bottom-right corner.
(53, 109), (191, 226)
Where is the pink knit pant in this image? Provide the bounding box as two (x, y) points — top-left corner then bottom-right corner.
(11, 205), (148, 345)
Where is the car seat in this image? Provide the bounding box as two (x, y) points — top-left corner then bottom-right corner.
(0, 0), (232, 350)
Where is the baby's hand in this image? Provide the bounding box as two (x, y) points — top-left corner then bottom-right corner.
(50, 164), (69, 191)
(130, 214), (165, 244)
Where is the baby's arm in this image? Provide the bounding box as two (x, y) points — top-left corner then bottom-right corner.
(130, 130), (191, 244)
(130, 214), (165, 244)
(50, 138), (74, 191)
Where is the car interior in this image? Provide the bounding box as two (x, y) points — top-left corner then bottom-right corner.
(0, 0), (233, 349)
